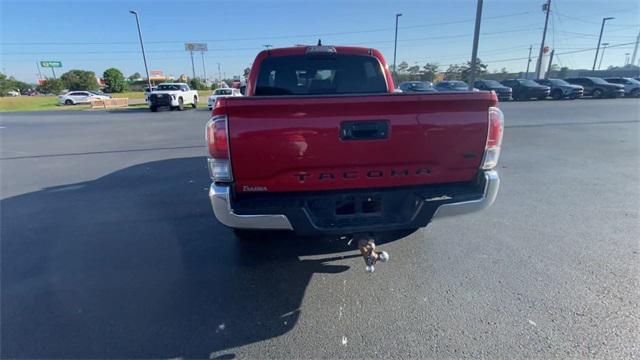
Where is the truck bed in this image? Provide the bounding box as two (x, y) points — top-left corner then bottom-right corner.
(222, 91), (497, 194)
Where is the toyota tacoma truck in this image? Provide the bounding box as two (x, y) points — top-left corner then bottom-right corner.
(148, 83), (199, 112)
(206, 45), (503, 239)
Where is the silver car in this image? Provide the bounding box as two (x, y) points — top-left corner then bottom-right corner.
(58, 91), (110, 105)
(604, 78), (640, 98)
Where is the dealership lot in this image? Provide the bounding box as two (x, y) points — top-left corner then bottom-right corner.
(1, 99), (639, 358)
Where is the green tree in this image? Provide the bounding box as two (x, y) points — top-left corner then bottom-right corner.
(189, 78), (208, 90)
(422, 63), (439, 82)
(0, 73), (35, 96)
(36, 78), (65, 95)
(460, 58), (488, 83)
(128, 72), (142, 81)
(60, 70), (99, 91)
(444, 64), (464, 80)
(103, 68), (128, 93)
(397, 61), (409, 73)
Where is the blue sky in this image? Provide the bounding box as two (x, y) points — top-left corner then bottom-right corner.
(1, 0), (639, 83)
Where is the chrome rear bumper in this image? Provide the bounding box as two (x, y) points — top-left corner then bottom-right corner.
(208, 170), (499, 231)
(209, 184), (294, 230)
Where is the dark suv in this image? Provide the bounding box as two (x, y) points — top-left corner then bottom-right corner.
(564, 77), (624, 98)
(500, 79), (550, 101)
(398, 81), (437, 93)
(535, 79), (584, 100)
(474, 79), (512, 101)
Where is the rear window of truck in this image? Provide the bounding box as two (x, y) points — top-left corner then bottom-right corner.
(255, 54), (387, 96)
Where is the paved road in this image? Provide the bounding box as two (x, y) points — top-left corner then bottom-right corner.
(1, 99), (638, 359)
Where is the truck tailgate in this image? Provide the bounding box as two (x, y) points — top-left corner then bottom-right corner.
(224, 92), (496, 193)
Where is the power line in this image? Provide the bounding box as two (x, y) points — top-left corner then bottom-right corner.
(1, 11), (533, 46)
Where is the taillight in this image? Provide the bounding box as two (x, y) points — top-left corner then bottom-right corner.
(481, 107), (504, 170)
(205, 115), (232, 182)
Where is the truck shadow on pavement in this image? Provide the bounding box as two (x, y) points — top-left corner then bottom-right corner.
(1, 156), (408, 358)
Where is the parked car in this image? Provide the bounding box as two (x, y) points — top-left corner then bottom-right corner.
(208, 87), (243, 110)
(7, 90), (20, 97)
(500, 79), (550, 101)
(147, 83), (199, 112)
(206, 45), (504, 245)
(58, 91), (110, 105)
(604, 77), (640, 97)
(398, 81), (437, 93)
(474, 80), (512, 101)
(564, 77), (624, 98)
(534, 78), (584, 100)
(434, 80), (477, 92)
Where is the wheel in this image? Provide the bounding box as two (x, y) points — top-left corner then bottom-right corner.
(150, 105), (157, 112)
(177, 97), (184, 111)
(551, 89), (563, 100)
(630, 89), (640, 98)
(537, 95), (547, 101)
(592, 88), (603, 99)
(64, 99), (73, 105)
(192, 96), (198, 108)
(518, 92), (528, 101)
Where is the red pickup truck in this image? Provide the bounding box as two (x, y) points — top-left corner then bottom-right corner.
(206, 45), (503, 238)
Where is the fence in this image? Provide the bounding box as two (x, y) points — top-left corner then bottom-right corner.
(90, 98), (129, 109)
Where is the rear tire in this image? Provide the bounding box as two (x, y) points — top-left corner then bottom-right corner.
(177, 97), (184, 111)
(552, 90), (563, 100)
(150, 105), (157, 112)
(192, 96), (198, 108)
(592, 88), (603, 99)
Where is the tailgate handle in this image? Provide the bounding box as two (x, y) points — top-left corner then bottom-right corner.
(340, 121), (389, 141)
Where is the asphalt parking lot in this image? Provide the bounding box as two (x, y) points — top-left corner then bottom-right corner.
(1, 99), (639, 359)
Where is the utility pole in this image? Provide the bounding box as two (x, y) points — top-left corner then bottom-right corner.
(625, 53), (630, 65)
(592, 17), (614, 71)
(393, 13), (402, 79)
(129, 10), (152, 92)
(630, 29), (640, 67)
(217, 63), (222, 80)
(535, 0), (551, 79)
(598, 43), (609, 70)
(51, 67), (57, 80)
(201, 51), (207, 83)
(525, 45), (533, 79)
(545, 49), (555, 79)
(468, 0), (483, 90)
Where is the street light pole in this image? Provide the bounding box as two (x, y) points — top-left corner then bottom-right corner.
(393, 13), (402, 79)
(129, 10), (152, 91)
(592, 17), (614, 71)
(468, 0), (483, 90)
(598, 43), (609, 70)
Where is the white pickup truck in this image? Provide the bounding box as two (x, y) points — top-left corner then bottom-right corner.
(147, 83), (199, 112)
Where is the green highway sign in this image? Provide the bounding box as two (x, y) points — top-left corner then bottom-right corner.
(40, 61), (62, 68)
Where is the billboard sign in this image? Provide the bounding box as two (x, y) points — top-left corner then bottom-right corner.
(150, 70), (164, 77)
(40, 61), (62, 68)
(185, 43), (208, 52)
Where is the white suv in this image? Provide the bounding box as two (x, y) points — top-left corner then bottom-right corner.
(208, 88), (242, 110)
(58, 91), (110, 105)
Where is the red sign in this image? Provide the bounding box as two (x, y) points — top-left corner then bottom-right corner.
(543, 46), (550, 54)
(150, 70), (163, 77)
